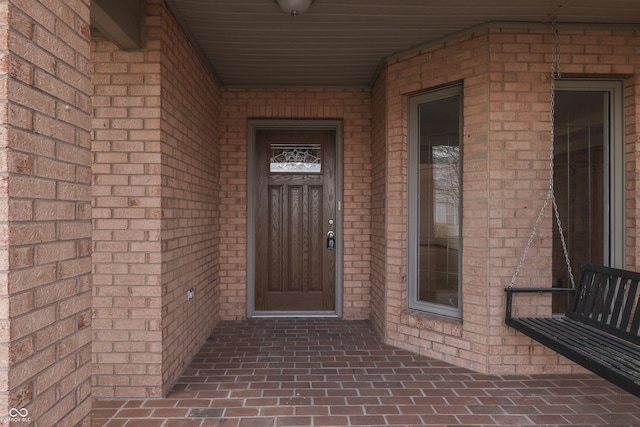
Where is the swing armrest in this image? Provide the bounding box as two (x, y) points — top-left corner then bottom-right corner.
(505, 287), (576, 323)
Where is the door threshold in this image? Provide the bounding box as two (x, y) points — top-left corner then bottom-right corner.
(251, 311), (339, 318)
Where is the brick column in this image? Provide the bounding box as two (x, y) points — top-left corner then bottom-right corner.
(0, 1), (92, 425)
(91, 27), (164, 400)
(92, 0), (220, 398)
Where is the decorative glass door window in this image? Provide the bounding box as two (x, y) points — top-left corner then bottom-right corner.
(270, 144), (322, 173)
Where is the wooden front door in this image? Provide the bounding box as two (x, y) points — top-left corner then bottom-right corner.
(255, 129), (336, 312)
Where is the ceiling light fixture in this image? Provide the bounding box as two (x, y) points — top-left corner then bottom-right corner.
(275, 0), (314, 17)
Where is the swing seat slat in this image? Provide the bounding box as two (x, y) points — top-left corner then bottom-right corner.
(505, 262), (640, 397)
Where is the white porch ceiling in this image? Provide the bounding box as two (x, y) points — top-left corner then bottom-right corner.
(163, 0), (640, 87)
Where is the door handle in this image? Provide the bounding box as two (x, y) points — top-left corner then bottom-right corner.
(327, 231), (335, 250)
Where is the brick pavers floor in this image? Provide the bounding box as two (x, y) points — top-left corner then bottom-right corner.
(91, 318), (640, 426)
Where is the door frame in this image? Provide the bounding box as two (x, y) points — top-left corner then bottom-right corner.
(247, 119), (344, 318)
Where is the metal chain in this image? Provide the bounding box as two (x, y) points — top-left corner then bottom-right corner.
(508, 20), (575, 288)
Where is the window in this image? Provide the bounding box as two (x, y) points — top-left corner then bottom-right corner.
(270, 144), (322, 173)
(552, 80), (624, 311)
(408, 85), (462, 318)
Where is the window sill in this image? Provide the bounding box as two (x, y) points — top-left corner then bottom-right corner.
(400, 309), (462, 337)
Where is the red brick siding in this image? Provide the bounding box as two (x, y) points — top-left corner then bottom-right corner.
(218, 88), (372, 320)
(0, 0), (92, 425)
(370, 67), (388, 336)
(91, 16), (164, 395)
(626, 78), (639, 270)
(158, 1), (220, 396)
(91, 32), (164, 398)
(379, 27), (640, 374)
(91, 0), (220, 398)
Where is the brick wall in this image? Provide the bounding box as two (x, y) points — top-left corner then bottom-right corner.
(218, 88), (372, 320)
(370, 67), (388, 336)
(157, 1), (220, 395)
(378, 26), (640, 374)
(91, 29), (164, 399)
(0, 0), (93, 425)
(486, 28), (640, 373)
(92, 0), (220, 398)
(626, 78), (640, 270)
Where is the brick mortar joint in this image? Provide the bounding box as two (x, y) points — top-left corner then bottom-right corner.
(399, 309), (463, 337)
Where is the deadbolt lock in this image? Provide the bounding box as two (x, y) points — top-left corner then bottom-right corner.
(327, 231), (335, 249)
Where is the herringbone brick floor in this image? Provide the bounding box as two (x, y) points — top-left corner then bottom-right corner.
(91, 318), (640, 426)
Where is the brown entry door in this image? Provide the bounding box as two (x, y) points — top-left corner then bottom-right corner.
(255, 129), (336, 312)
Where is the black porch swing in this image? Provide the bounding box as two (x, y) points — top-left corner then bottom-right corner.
(503, 21), (640, 398)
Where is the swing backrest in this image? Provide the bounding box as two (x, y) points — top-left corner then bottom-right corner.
(568, 262), (640, 344)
